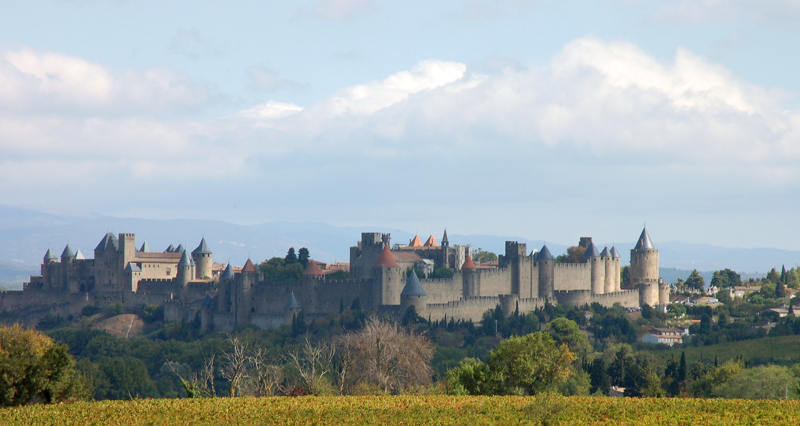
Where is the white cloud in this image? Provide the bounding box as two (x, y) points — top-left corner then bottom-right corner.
(0, 48), (209, 115)
(247, 65), (305, 92)
(237, 101), (304, 120)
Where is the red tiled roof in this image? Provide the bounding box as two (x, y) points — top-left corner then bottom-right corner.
(243, 259), (255, 272)
(304, 261), (325, 276)
(409, 235), (423, 247)
(424, 235), (439, 247)
(462, 255), (476, 270)
(374, 245), (400, 268)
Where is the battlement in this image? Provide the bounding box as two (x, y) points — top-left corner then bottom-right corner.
(592, 289), (637, 298)
(554, 263), (589, 270)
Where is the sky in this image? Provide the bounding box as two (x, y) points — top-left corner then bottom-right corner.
(1, 0), (800, 250)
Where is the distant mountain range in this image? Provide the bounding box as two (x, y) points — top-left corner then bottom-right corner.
(1, 204), (793, 287)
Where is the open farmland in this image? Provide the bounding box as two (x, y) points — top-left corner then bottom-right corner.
(2, 395), (799, 426)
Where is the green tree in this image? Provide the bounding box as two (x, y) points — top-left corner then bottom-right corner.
(620, 266), (630, 288)
(711, 269), (741, 289)
(473, 248), (498, 263)
(445, 358), (491, 395)
(486, 332), (576, 395)
(556, 246), (587, 264)
(0, 325), (91, 406)
(259, 257), (304, 281)
(765, 268), (781, 284)
(589, 357), (609, 395)
(93, 356), (159, 400)
(298, 247), (310, 269)
(431, 267), (455, 279)
(547, 318), (591, 357)
(712, 365), (798, 400)
(716, 289), (732, 305)
(285, 247), (298, 265)
(686, 270), (705, 291)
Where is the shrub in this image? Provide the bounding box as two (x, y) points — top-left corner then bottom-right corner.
(0, 324), (92, 406)
(141, 305), (164, 323)
(104, 304), (125, 317)
(81, 306), (102, 317)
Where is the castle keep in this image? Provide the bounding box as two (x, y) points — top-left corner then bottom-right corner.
(0, 227), (668, 329)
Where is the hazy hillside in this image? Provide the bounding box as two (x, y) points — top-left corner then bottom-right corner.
(0, 204), (796, 286)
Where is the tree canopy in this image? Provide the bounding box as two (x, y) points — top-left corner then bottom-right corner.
(686, 270), (705, 291)
(556, 246), (587, 264)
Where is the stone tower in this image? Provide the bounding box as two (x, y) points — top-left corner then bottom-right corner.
(284, 292), (301, 325)
(584, 242), (605, 295)
(401, 270), (427, 317)
(373, 245), (402, 307)
(192, 238), (213, 280)
(461, 255), (478, 297)
(630, 227), (659, 307)
(177, 249), (192, 290)
(610, 246), (621, 292)
(537, 245), (555, 299)
(600, 246), (614, 294)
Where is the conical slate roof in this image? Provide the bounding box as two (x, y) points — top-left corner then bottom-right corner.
(175, 243), (185, 254)
(583, 243), (600, 259)
(461, 255), (476, 269)
(423, 235), (438, 247)
(242, 259), (255, 272)
(95, 233), (118, 251)
(139, 241), (150, 252)
(202, 294), (214, 307)
(165, 244), (175, 253)
(304, 261), (325, 276)
(599, 247), (611, 258)
(401, 270), (427, 296)
(285, 292), (300, 310)
(220, 263), (234, 280)
(610, 246), (621, 259)
(192, 238), (211, 255)
(442, 229), (449, 244)
(178, 250), (191, 267)
(537, 245), (554, 261)
(75, 249), (85, 260)
(44, 248), (57, 261)
(634, 228), (655, 250)
(61, 244), (75, 260)
(374, 245), (399, 268)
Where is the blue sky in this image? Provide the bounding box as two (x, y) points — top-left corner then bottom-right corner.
(1, 0), (800, 250)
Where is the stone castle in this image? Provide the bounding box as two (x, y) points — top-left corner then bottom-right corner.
(0, 228), (668, 330)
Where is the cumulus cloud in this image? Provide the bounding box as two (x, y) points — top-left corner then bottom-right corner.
(0, 48), (209, 115)
(3, 37), (800, 232)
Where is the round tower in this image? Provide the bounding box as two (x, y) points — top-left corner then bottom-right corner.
(461, 255), (478, 297)
(200, 294), (214, 332)
(192, 238), (213, 280)
(611, 246), (622, 292)
(177, 249), (192, 290)
(630, 227), (659, 306)
(61, 244), (75, 263)
(284, 292), (301, 325)
(373, 245), (402, 307)
(601, 246), (613, 293)
(584, 243), (605, 295)
(401, 271), (428, 317)
(659, 279), (670, 306)
(537, 245), (555, 299)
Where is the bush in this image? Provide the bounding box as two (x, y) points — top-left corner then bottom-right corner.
(0, 324), (92, 406)
(104, 304), (125, 317)
(81, 306), (102, 317)
(141, 305), (164, 323)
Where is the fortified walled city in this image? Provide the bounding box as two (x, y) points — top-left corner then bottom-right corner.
(0, 228), (668, 330)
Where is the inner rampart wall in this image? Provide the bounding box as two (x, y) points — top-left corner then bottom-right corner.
(553, 263), (591, 291)
(420, 274), (462, 304)
(426, 296), (500, 322)
(590, 290), (639, 308)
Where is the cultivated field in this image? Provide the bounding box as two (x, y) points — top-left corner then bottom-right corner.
(2, 395), (799, 426)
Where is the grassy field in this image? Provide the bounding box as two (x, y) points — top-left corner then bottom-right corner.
(647, 335), (800, 366)
(2, 395), (799, 426)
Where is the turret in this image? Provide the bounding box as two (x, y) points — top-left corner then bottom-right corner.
(44, 248), (58, 264)
(61, 244), (75, 263)
(191, 238), (213, 280)
(610, 246), (621, 292)
(284, 292), (301, 325)
(442, 229), (449, 247)
(218, 263), (234, 313)
(600, 246), (613, 293)
(400, 271), (427, 317)
(630, 227), (659, 306)
(373, 245), (402, 307)
(201, 294), (214, 332)
(537, 245), (555, 298)
(584, 243), (604, 295)
(139, 241), (150, 253)
(177, 249), (192, 289)
(461, 255), (478, 297)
